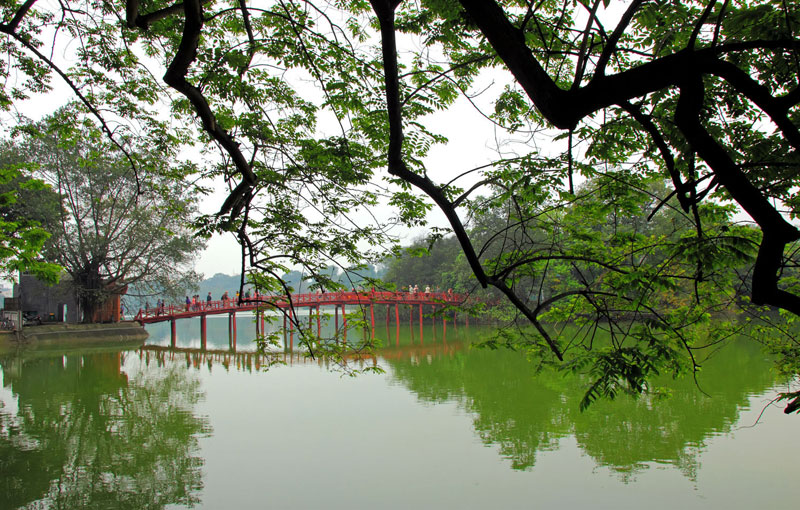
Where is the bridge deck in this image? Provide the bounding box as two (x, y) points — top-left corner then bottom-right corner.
(134, 291), (463, 325)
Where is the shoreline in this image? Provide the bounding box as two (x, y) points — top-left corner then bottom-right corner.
(0, 321), (148, 356)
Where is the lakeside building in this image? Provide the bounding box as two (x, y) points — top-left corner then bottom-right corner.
(8, 273), (125, 323)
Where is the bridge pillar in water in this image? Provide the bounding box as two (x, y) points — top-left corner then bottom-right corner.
(335, 305), (339, 333)
(408, 304), (414, 341)
(370, 303), (375, 339)
(282, 312), (287, 347)
(342, 304), (348, 343)
(288, 308), (295, 350)
(170, 319), (177, 347)
(200, 315), (207, 350)
(418, 304), (423, 342)
(229, 312), (237, 350)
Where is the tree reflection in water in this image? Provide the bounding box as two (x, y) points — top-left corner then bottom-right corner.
(383, 326), (781, 480)
(0, 350), (209, 509)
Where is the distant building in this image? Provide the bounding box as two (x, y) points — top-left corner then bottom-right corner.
(12, 273), (127, 323)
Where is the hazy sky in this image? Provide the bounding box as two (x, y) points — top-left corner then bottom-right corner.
(4, 10), (526, 282)
(194, 84), (511, 277)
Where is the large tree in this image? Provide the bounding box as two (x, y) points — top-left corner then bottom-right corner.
(9, 108), (204, 322)
(1, 0), (799, 405)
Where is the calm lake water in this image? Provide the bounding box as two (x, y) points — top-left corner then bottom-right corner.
(1, 314), (797, 509)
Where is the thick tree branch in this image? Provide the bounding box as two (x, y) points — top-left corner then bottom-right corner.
(160, 0), (256, 220)
(707, 58), (800, 151)
(675, 70), (800, 314)
(619, 100), (691, 212)
(369, 0), (567, 358)
(0, 0), (39, 32)
(595, 0), (647, 77)
(125, 0), (211, 30)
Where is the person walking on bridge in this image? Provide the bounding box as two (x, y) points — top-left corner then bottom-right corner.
(206, 292), (212, 308)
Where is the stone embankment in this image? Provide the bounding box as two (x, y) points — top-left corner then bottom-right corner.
(0, 322), (148, 355)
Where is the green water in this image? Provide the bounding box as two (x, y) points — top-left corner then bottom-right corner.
(1, 316), (797, 509)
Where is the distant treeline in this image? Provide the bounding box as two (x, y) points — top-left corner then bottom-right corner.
(124, 264), (385, 313)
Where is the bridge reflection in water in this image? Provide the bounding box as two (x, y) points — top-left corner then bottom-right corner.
(141, 313), (471, 373)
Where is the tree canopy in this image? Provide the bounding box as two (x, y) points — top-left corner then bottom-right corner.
(2, 0), (800, 408)
(5, 108), (204, 322)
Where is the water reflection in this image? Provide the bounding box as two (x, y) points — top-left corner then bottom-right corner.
(382, 325), (782, 479)
(137, 344), (379, 373)
(0, 321), (790, 509)
(0, 348), (210, 509)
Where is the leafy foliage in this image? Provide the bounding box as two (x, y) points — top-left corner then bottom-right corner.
(0, 156), (61, 283)
(1, 0), (799, 408)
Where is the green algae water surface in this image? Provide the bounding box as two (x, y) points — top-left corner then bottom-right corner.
(1, 320), (796, 509)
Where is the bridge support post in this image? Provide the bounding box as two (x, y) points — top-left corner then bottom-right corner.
(432, 306), (437, 342)
(201, 315), (207, 350)
(418, 304), (423, 342)
(229, 312), (237, 350)
(316, 305), (321, 337)
(370, 303), (375, 339)
(335, 305), (339, 334)
(170, 319), (177, 347)
(342, 304), (348, 343)
(408, 304), (414, 342)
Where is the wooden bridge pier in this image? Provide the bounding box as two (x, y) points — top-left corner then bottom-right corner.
(418, 304), (423, 341)
(370, 303), (375, 339)
(229, 312), (237, 350)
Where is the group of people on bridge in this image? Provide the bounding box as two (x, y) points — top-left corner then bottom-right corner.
(406, 284), (455, 298)
(140, 286), (459, 318)
(145, 290), (258, 316)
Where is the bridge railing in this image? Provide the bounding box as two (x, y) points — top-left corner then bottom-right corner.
(134, 290), (465, 322)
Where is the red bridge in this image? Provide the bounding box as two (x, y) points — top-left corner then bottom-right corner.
(134, 290), (466, 345)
